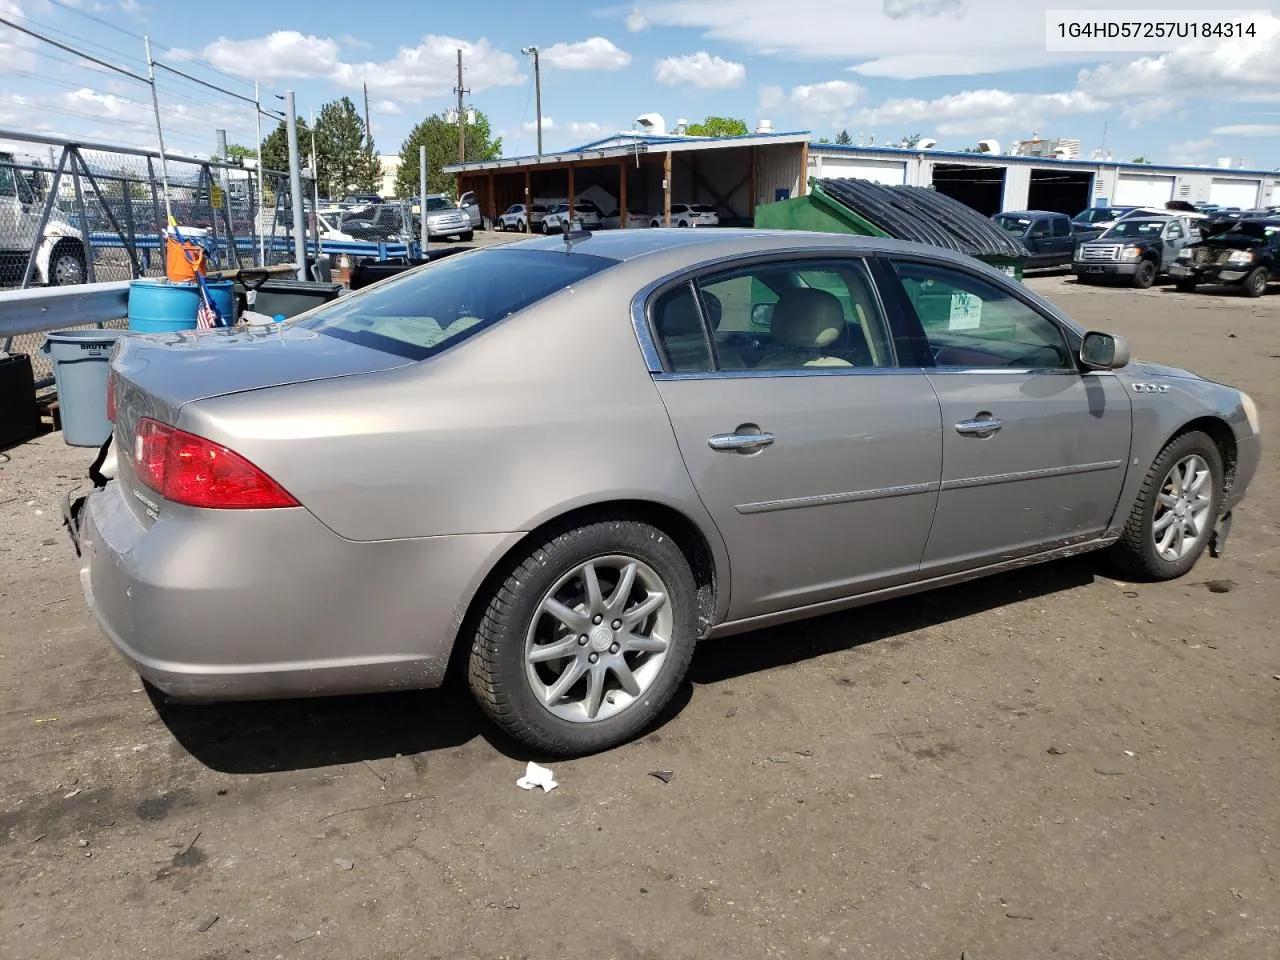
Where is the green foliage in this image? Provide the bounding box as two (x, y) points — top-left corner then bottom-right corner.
(684, 116), (749, 137)
(314, 96), (382, 197)
(395, 108), (502, 197)
(225, 143), (257, 159)
(817, 137), (831, 144)
(259, 118), (312, 176)
(1131, 155), (1151, 164)
(835, 129), (852, 145)
(900, 132), (923, 148)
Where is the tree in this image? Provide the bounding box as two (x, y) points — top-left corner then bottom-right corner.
(225, 143), (257, 160)
(685, 116), (749, 137)
(835, 129), (852, 145)
(1131, 155), (1152, 164)
(314, 96), (381, 198)
(395, 109), (502, 197)
(900, 132), (923, 148)
(817, 136), (831, 143)
(259, 117), (313, 176)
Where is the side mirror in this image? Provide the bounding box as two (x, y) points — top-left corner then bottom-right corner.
(750, 303), (774, 327)
(1080, 331), (1130, 370)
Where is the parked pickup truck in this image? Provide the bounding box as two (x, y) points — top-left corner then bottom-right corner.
(992, 210), (1077, 268)
(1169, 216), (1279, 297)
(1072, 213), (1200, 289)
(0, 153), (88, 286)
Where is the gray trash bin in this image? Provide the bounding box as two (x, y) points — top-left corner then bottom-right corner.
(41, 329), (126, 447)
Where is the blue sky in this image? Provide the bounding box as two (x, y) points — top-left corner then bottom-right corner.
(1, 0), (1277, 169)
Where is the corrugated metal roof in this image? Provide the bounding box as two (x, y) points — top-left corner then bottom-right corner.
(809, 142), (1278, 178)
(815, 178), (1029, 260)
(443, 130), (810, 175)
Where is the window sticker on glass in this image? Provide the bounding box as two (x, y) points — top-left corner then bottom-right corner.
(948, 292), (982, 330)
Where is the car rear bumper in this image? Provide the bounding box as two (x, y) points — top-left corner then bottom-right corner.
(75, 478), (520, 701)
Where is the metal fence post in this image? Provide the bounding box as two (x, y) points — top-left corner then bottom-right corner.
(68, 149), (96, 284)
(419, 144), (428, 257)
(20, 146), (68, 288)
(284, 91), (308, 280)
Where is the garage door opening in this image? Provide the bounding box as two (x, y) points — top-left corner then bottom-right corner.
(1208, 178), (1259, 210)
(1027, 169), (1093, 216)
(930, 164), (1006, 216)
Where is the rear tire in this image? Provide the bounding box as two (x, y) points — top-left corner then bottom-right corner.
(468, 519), (698, 756)
(1243, 267), (1269, 298)
(460, 230), (474, 242)
(1131, 259), (1157, 289)
(1175, 279), (1198, 293)
(1109, 430), (1223, 581)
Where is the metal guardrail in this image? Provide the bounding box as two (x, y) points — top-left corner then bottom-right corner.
(0, 280), (130, 339)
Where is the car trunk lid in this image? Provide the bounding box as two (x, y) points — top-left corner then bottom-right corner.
(108, 324), (411, 525)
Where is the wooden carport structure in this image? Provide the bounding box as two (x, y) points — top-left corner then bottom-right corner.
(443, 130), (811, 230)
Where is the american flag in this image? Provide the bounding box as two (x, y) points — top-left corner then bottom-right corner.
(196, 296), (218, 330)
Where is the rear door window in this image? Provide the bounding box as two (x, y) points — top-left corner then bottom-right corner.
(297, 249), (617, 360)
(1051, 217), (1071, 236)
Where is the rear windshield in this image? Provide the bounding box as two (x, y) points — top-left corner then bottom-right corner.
(690, 204), (716, 213)
(1074, 207), (1126, 223)
(993, 215), (1031, 234)
(296, 249), (618, 360)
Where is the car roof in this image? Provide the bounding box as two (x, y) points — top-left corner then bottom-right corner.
(998, 210), (1063, 218)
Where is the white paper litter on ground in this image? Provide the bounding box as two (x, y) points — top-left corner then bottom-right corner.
(516, 761), (558, 792)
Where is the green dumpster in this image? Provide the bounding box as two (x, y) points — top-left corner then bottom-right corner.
(754, 177), (1028, 281)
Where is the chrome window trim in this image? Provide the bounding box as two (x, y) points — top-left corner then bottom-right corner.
(631, 247), (900, 377)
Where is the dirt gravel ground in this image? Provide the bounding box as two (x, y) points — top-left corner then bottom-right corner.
(1, 273), (1277, 960)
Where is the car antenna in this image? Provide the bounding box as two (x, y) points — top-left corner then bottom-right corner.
(562, 218), (591, 253)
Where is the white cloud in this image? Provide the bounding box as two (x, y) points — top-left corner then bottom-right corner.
(634, 0), (1090, 79)
(1120, 97), (1185, 129)
(625, 8), (648, 31)
(568, 120), (607, 137)
(654, 51), (745, 90)
(1169, 138), (1215, 165)
(338, 34), (372, 51)
(1210, 124), (1280, 137)
(758, 84), (785, 112)
(178, 31), (341, 80)
(118, 0), (143, 17)
(786, 80), (866, 124)
(542, 37), (631, 71)
(1076, 15), (1280, 98)
(522, 117), (558, 132)
(0, 0), (39, 73)
(372, 99), (402, 115)
(883, 0), (961, 18)
(175, 32), (522, 102)
(854, 88), (1107, 137)
(332, 35), (523, 101)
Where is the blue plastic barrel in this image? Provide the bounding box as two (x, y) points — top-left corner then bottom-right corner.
(40, 329), (128, 447)
(128, 278), (234, 332)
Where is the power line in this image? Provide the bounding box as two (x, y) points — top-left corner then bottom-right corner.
(3, 10), (149, 72)
(0, 15), (148, 82)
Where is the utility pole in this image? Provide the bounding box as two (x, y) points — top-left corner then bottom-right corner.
(453, 48), (470, 164)
(284, 91), (307, 280)
(362, 81), (372, 147)
(521, 45), (542, 157)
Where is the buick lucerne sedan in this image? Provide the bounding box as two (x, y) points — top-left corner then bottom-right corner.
(68, 229), (1261, 755)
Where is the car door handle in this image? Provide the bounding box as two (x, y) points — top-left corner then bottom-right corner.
(955, 416), (1003, 437)
(708, 431), (774, 451)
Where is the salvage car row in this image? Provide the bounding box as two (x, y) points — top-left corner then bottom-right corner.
(995, 205), (1278, 297)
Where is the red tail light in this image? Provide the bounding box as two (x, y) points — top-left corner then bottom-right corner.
(133, 417), (299, 509)
(105, 368), (117, 423)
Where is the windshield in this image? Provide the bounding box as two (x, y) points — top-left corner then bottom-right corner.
(993, 215), (1032, 235)
(426, 197), (456, 211)
(1101, 219), (1166, 239)
(296, 249), (618, 361)
(1074, 207), (1126, 224)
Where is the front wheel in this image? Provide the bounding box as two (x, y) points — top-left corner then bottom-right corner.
(1243, 266), (1269, 298)
(1131, 259), (1157, 289)
(460, 230), (474, 242)
(49, 245), (86, 286)
(1109, 430), (1223, 581)
(468, 519), (698, 756)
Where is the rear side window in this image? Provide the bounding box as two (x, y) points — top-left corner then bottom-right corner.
(297, 249), (617, 360)
(1052, 217), (1071, 236)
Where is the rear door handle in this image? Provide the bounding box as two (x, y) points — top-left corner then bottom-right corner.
(708, 431), (774, 452)
(955, 416), (1003, 437)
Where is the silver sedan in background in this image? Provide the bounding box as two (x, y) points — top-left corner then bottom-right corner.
(70, 229), (1260, 755)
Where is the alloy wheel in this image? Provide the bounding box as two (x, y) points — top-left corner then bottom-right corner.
(1152, 454), (1213, 561)
(524, 555), (672, 723)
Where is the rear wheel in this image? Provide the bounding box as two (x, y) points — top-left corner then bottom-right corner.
(1110, 431), (1223, 581)
(1175, 279), (1198, 293)
(468, 519), (697, 755)
(1131, 259), (1157, 289)
(460, 230), (474, 242)
(1243, 267), (1269, 298)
